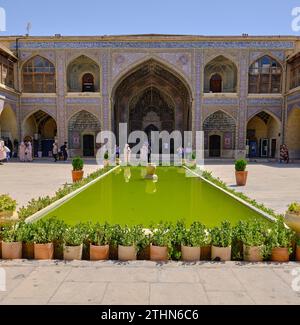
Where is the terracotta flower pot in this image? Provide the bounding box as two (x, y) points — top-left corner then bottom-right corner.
(118, 245), (137, 261)
(63, 244), (83, 260)
(200, 245), (211, 260)
(1, 241), (22, 259)
(72, 170), (84, 183)
(243, 245), (263, 262)
(211, 246), (232, 262)
(296, 246), (300, 262)
(103, 160), (109, 167)
(235, 171), (248, 186)
(271, 247), (290, 262)
(90, 244), (109, 261)
(0, 241), (2, 258)
(150, 245), (168, 261)
(34, 243), (54, 260)
(181, 245), (201, 262)
(22, 242), (34, 259)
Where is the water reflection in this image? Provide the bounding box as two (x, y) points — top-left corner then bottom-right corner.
(123, 167), (131, 183)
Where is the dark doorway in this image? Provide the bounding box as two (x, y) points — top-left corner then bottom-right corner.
(210, 74), (222, 93)
(209, 135), (221, 157)
(82, 73), (95, 92)
(271, 139), (277, 158)
(144, 124), (159, 146)
(83, 134), (94, 156)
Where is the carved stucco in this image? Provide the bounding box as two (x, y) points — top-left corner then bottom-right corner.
(66, 106), (101, 124)
(247, 106), (282, 122)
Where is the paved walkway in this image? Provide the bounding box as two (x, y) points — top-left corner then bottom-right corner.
(205, 162), (300, 215)
(0, 159), (99, 208)
(0, 260), (299, 305)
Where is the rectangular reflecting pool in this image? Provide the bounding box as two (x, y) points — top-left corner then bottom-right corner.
(42, 167), (269, 227)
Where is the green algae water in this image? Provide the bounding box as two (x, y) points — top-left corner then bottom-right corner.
(43, 167), (268, 227)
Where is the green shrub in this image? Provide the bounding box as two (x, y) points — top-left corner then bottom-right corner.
(210, 221), (233, 247)
(18, 196), (54, 220)
(150, 222), (173, 248)
(0, 194), (17, 212)
(191, 152), (196, 160)
(72, 157), (84, 171)
(181, 221), (209, 247)
(1, 223), (23, 242)
(235, 159), (247, 172)
(235, 220), (268, 247)
(32, 217), (67, 244)
(88, 223), (112, 246)
(104, 151), (109, 160)
(64, 224), (86, 246)
(288, 202), (300, 214)
(118, 225), (148, 252)
(265, 218), (295, 255)
(18, 222), (35, 244)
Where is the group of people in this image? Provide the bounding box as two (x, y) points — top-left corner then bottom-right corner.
(280, 144), (290, 164)
(52, 141), (68, 162)
(18, 141), (33, 162)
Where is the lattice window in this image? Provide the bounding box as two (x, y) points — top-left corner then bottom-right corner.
(248, 56), (282, 93)
(22, 56), (56, 93)
(0, 54), (14, 88)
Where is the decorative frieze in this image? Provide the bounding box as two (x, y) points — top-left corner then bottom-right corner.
(21, 97), (56, 105)
(66, 97), (101, 105)
(247, 98), (283, 106)
(203, 98), (238, 105)
(14, 40), (295, 50)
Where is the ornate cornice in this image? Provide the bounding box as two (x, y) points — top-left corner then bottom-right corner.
(13, 40), (294, 50)
(247, 98), (283, 106)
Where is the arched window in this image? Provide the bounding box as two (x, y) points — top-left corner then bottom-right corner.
(210, 73), (222, 93)
(22, 56), (56, 93)
(82, 73), (94, 92)
(249, 56), (282, 93)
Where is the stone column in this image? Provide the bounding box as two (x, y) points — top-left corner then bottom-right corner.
(56, 51), (66, 147)
(101, 50), (110, 131)
(193, 50), (203, 146)
(237, 51), (249, 159)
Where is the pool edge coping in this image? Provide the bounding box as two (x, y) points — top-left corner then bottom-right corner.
(25, 166), (120, 223)
(184, 166), (277, 223)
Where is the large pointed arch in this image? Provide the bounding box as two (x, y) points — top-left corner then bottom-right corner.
(67, 55), (100, 92)
(112, 58), (192, 143)
(246, 110), (281, 158)
(203, 110), (236, 158)
(68, 110), (101, 157)
(22, 55), (56, 93)
(204, 55), (238, 93)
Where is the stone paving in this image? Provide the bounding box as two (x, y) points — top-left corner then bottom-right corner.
(205, 161), (300, 215)
(0, 159), (99, 208)
(0, 260), (299, 305)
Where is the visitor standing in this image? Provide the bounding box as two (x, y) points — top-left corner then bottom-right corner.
(0, 140), (6, 165)
(280, 144), (289, 164)
(25, 141), (33, 162)
(52, 141), (58, 162)
(60, 142), (68, 161)
(19, 142), (26, 162)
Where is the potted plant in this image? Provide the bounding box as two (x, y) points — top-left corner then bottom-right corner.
(1, 223), (23, 259)
(0, 194), (17, 219)
(32, 217), (60, 260)
(285, 202), (300, 235)
(186, 152), (197, 169)
(235, 159), (248, 186)
(20, 222), (35, 259)
(103, 151), (109, 167)
(237, 220), (267, 262)
(88, 223), (110, 261)
(72, 157), (84, 182)
(210, 221), (233, 261)
(181, 222), (207, 262)
(118, 225), (146, 261)
(150, 223), (172, 261)
(266, 218), (295, 262)
(63, 224), (84, 260)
